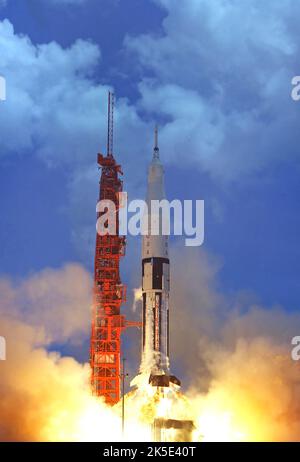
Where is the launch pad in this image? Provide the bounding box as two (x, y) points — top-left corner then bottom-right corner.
(152, 418), (195, 442)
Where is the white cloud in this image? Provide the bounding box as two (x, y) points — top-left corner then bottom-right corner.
(0, 19), (101, 156)
(126, 0), (300, 180)
(0, 19), (152, 254)
(0, 18), (151, 170)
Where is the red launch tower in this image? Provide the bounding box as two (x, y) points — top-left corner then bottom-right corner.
(90, 92), (126, 405)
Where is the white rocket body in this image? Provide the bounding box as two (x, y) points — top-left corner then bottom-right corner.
(141, 130), (180, 387)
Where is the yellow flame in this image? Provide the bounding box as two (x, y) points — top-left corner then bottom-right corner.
(16, 370), (274, 442)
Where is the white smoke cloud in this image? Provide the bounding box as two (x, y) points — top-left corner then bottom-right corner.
(170, 244), (300, 385)
(0, 263), (92, 345)
(167, 244), (300, 441)
(0, 262), (153, 442)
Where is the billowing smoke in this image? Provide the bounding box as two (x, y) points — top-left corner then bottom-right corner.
(131, 287), (142, 313)
(189, 337), (300, 441)
(0, 264), (112, 441)
(0, 264), (100, 442)
(0, 264), (147, 442)
(170, 245), (300, 441)
(0, 263), (92, 345)
(0, 314), (92, 441)
(0, 254), (300, 441)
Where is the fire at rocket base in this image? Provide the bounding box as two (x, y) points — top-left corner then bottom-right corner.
(141, 127), (180, 389)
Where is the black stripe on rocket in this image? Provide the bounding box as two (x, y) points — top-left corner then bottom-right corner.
(142, 257), (169, 353)
(142, 257), (170, 290)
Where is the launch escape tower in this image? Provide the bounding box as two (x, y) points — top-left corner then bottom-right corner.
(90, 92), (126, 405)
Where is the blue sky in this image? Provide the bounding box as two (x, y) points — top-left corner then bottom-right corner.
(0, 0), (300, 369)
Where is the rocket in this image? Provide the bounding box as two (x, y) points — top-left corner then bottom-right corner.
(141, 127), (180, 388)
